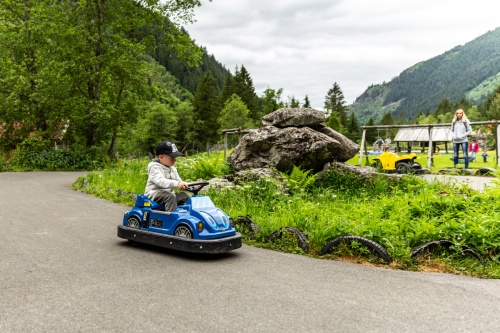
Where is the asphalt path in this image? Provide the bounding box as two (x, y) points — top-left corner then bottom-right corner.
(420, 174), (498, 191)
(1, 172), (500, 332)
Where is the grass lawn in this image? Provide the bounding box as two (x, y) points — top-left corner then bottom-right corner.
(347, 149), (498, 174)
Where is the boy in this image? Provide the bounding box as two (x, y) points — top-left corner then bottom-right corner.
(145, 140), (190, 211)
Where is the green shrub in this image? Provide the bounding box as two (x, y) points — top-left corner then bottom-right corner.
(10, 146), (104, 171)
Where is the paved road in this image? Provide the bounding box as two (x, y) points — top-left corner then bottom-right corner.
(420, 174), (498, 191)
(1, 172), (500, 332)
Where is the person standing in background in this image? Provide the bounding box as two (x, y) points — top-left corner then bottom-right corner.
(374, 137), (384, 152)
(451, 109), (472, 169)
(384, 137), (392, 150)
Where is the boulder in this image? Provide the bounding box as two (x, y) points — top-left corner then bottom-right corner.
(319, 162), (403, 181)
(224, 168), (284, 184)
(309, 124), (360, 161)
(229, 125), (341, 172)
(260, 108), (324, 127)
(229, 107), (360, 172)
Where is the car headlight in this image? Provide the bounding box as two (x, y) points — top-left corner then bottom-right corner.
(199, 212), (217, 229)
(215, 209), (230, 228)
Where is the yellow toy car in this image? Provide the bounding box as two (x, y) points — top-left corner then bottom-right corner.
(371, 151), (422, 173)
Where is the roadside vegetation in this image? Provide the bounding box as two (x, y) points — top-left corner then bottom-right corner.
(72, 152), (500, 279)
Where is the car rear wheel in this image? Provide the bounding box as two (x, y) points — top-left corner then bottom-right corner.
(126, 216), (141, 229)
(125, 216), (141, 245)
(174, 225), (193, 238)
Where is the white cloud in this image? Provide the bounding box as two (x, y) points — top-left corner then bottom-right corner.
(187, 0), (500, 109)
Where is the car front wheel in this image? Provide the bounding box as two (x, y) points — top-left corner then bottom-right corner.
(174, 225), (193, 238)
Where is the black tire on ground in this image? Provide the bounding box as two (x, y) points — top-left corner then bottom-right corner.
(396, 162), (410, 174)
(475, 168), (497, 176)
(234, 215), (261, 238)
(319, 236), (391, 264)
(267, 227), (309, 253)
(410, 240), (485, 266)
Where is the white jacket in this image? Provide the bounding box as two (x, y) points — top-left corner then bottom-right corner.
(144, 159), (183, 200)
(451, 119), (471, 143)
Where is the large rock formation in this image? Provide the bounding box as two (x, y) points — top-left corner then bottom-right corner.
(229, 108), (360, 172)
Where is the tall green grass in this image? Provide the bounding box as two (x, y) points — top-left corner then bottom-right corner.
(73, 155), (500, 278)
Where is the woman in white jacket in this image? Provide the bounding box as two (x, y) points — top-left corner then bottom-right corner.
(451, 109), (472, 169)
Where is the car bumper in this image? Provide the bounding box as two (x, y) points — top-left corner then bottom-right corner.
(117, 225), (242, 254)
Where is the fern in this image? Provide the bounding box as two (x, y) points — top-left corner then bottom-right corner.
(282, 166), (316, 193)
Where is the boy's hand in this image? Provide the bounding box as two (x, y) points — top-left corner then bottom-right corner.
(178, 181), (189, 190)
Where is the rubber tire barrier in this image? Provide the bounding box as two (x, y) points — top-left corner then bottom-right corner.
(410, 240), (485, 266)
(319, 236), (391, 264)
(267, 227), (309, 254)
(475, 167), (497, 176)
(234, 215), (260, 239)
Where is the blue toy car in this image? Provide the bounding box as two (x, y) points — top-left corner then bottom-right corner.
(117, 182), (242, 254)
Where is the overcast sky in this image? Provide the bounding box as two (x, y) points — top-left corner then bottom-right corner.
(186, 0), (500, 108)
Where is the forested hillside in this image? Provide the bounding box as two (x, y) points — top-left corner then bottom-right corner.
(350, 27), (500, 124)
(154, 32), (230, 93)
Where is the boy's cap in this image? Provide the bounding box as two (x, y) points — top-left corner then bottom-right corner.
(155, 141), (184, 157)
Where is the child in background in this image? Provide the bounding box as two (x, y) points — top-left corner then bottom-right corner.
(469, 139), (479, 162)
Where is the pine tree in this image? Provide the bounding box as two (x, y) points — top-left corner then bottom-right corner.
(347, 113), (360, 141)
(434, 98), (453, 116)
(365, 117), (377, 144)
(192, 72), (221, 149)
(379, 112), (395, 138)
(325, 113), (342, 132)
(233, 65), (260, 123)
(486, 93), (500, 120)
(303, 95), (311, 108)
(289, 96), (300, 108)
(220, 72), (235, 105)
(324, 83), (348, 128)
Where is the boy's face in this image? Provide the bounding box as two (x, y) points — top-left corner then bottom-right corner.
(158, 154), (175, 167)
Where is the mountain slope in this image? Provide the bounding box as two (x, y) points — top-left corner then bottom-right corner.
(350, 27), (500, 124)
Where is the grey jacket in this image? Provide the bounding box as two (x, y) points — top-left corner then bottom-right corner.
(144, 159), (182, 200)
(451, 119), (471, 143)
